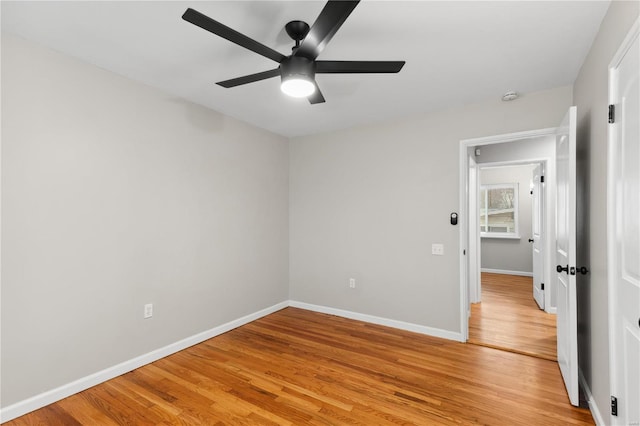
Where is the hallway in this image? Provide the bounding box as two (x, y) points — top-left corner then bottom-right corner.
(469, 272), (557, 361)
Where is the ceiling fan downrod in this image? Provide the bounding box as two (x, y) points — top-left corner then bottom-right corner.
(285, 20), (310, 50)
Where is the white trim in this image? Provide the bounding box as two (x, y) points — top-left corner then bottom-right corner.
(289, 300), (465, 342)
(478, 158), (550, 168)
(468, 156), (481, 304)
(607, 44), (620, 426)
(480, 234), (521, 240)
(480, 268), (533, 277)
(607, 16), (640, 426)
(579, 368), (605, 426)
(0, 301), (289, 424)
(460, 127), (556, 146)
(459, 142), (471, 340)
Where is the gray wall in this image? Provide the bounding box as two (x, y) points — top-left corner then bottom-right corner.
(1, 34), (290, 407)
(480, 165), (536, 274)
(573, 0), (639, 420)
(289, 85), (572, 334)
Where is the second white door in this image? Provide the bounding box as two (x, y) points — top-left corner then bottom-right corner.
(531, 164), (544, 310)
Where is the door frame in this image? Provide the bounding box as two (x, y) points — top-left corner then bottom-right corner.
(607, 17), (640, 426)
(459, 128), (555, 340)
(468, 154), (481, 304)
(476, 160), (547, 298)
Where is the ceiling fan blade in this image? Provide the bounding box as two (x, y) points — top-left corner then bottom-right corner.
(182, 8), (286, 63)
(308, 82), (326, 104)
(295, 1), (359, 60)
(216, 69), (280, 88)
(316, 60), (405, 73)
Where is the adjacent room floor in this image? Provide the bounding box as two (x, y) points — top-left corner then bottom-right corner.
(468, 272), (557, 361)
(6, 307), (592, 425)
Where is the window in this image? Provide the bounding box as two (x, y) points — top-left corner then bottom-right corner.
(480, 183), (519, 238)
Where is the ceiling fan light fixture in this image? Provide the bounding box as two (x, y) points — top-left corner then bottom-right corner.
(280, 56), (316, 98)
(183, 3), (405, 105)
(281, 77), (316, 98)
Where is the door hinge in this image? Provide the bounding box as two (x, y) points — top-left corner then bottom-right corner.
(541, 283), (544, 290)
(609, 104), (615, 124)
(541, 176), (545, 183)
(611, 396), (618, 416)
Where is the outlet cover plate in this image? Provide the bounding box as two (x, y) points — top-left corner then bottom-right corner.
(432, 244), (444, 255)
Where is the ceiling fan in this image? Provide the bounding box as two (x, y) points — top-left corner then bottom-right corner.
(182, 1), (405, 104)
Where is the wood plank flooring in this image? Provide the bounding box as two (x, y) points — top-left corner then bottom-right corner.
(468, 272), (557, 361)
(6, 307), (592, 425)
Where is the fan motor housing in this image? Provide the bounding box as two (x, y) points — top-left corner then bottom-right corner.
(280, 56), (316, 80)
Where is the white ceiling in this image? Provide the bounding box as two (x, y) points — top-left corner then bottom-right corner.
(1, 1), (610, 138)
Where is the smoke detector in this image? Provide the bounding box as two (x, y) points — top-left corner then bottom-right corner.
(502, 91), (519, 101)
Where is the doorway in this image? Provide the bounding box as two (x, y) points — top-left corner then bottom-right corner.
(458, 129), (558, 348)
(460, 108), (580, 404)
(467, 161), (556, 360)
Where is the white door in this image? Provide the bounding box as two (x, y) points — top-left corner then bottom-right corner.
(556, 106), (578, 406)
(531, 164), (544, 310)
(608, 19), (639, 426)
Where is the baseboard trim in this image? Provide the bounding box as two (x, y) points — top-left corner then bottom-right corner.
(578, 368), (605, 426)
(481, 268), (533, 277)
(0, 301), (289, 424)
(546, 307), (557, 315)
(289, 300), (464, 342)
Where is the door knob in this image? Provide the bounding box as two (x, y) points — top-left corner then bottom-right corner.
(528, 239), (534, 243)
(577, 266), (589, 275)
(556, 264), (569, 274)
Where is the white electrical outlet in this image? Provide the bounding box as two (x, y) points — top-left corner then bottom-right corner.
(144, 303), (153, 319)
(432, 243), (444, 256)
(349, 278), (356, 288)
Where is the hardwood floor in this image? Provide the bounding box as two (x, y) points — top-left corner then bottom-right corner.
(469, 272), (557, 361)
(6, 307), (592, 425)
